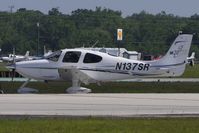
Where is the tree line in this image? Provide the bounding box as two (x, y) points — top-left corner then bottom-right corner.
(0, 7), (199, 58)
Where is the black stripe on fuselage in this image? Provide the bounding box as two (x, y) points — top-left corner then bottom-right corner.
(79, 68), (163, 76)
(17, 67), (57, 70)
(150, 61), (185, 68)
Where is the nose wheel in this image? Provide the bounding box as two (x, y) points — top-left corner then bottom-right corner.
(18, 78), (38, 93)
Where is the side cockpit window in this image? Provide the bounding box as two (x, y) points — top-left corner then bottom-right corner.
(46, 50), (62, 62)
(62, 51), (81, 63)
(83, 53), (102, 63)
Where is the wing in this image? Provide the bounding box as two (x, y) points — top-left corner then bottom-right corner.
(58, 66), (97, 85)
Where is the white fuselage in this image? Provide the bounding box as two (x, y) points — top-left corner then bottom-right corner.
(15, 49), (184, 82)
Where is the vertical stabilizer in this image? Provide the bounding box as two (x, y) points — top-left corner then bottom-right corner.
(150, 34), (193, 76)
(159, 34), (193, 64)
(25, 51), (30, 58)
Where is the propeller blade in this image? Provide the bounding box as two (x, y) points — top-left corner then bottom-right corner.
(13, 47), (16, 64)
(10, 47), (16, 81)
(11, 68), (15, 81)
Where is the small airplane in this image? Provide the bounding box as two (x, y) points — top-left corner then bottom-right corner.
(187, 52), (195, 66)
(7, 34), (193, 93)
(1, 47), (53, 63)
(1, 51), (30, 62)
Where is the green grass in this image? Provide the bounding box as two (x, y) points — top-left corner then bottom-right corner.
(1, 81), (199, 93)
(0, 118), (199, 133)
(182, 64), (199, 78)
(0, 63), (8, 71)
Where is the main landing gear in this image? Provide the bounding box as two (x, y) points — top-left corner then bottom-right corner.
(66, 79), (91, 94)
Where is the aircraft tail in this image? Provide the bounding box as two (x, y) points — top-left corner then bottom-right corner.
(150, 34), (193, 76)
(188, 52), (195, 66)
(189, 52), (195, 59)
(25, 51), (30, 58)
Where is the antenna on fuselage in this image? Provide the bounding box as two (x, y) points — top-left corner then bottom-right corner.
(91, 40), (99, 48)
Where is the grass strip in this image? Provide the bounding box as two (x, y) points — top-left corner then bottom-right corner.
(0, 118), (199, 133)
(1, 81), (199, 93)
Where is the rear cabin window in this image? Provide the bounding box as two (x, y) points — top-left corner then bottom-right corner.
(62, 51), (81, 63)
(83, 53), (102, 63)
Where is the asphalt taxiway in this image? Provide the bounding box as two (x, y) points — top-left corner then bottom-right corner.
(1, 94), (199, 117)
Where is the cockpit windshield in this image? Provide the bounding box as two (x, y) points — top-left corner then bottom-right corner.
(45, 50), (62, 62)
(62, 51), (81, 63)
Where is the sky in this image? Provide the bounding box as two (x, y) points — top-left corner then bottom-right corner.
(0, 0), (199, 17)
